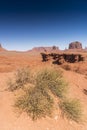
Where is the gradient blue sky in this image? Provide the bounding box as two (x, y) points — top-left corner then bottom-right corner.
(0, 0), (87, 51)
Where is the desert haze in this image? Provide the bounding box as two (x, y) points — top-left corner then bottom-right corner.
(0, 42), (87, 130)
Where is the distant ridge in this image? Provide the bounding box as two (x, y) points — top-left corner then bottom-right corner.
(0, 41), (85, 52)
(28, 46), (59, 53)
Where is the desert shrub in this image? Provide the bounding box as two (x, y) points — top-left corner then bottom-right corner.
(35, 68), (63, 83)
(8, 67), (31, 91)
(59, 99), (82, 122)
(15, 67), (31, 85)
(48, 79), (67, 98)
(7, 79), (19, 91)
(11, 67), (83, 122)
(15, 87), (53, 120)
(35, 68), (67, 98)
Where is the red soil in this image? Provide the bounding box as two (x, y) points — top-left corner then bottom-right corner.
(0, 51), (87, 130)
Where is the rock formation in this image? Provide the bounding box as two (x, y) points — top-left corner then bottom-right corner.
(41, 53), (85, 64)
(69, 41), (82, 49)
(32, 46), (59, 52)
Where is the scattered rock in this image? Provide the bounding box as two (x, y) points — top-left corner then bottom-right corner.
(58, 56), (65, 65)
(83, 89), (87, 95)
(41, 53), (85, 64)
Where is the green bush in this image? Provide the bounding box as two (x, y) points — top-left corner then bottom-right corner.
(59, 99), (82, 122)
(15, 87), (53, 120)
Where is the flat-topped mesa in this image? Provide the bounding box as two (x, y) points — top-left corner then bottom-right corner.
(32, 46), (59, 53)
(69, 41), (82, 49)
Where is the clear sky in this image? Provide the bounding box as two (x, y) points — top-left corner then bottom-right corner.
(0, 0), (87, 51)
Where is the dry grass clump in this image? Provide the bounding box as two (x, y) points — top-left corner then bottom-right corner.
(15, 67), (31, 85)
(15, 87), (53, 120)
(7, 67), (83, 122)
(59, 99), (83, 122)
(14, 68), (68, 120)
(35, 68), (67, 98)
(8, 67), (31, 91)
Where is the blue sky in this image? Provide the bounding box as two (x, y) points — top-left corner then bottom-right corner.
(0, 0), (87, 51)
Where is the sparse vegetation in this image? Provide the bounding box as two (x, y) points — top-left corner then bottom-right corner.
(35, 68), (67, 98)
(15, 87), (53, 120)
(15, 67), (31, 85)
(8, 79), (19, 91)
(13, 67), (68, 120)
(8, 67), (83, 122)
(8, 67), (31, 91)
(59, 99), (82, 122)
(49, 79), (68, 98)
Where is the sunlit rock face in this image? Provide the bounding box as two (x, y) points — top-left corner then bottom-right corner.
(69, 41), (82, 49)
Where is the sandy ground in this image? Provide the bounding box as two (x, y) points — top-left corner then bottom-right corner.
(0, 51), (87, 130)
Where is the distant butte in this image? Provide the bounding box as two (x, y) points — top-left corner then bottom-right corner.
(69, 41), (82, 49)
